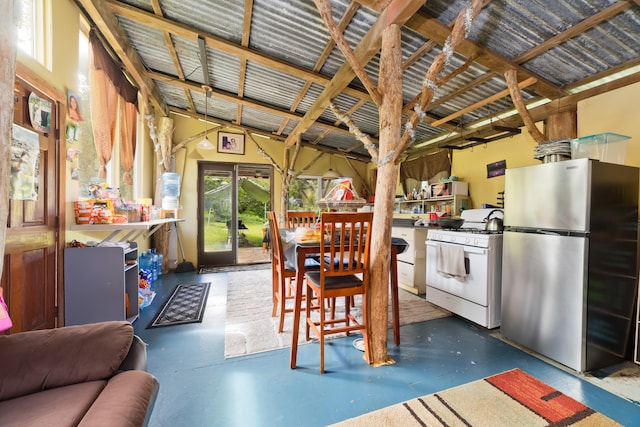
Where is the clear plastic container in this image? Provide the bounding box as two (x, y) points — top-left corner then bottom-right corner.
(161, 172), (181, 198)
(570, 132), (630, 165)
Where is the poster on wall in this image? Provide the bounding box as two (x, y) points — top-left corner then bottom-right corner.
(487, 159), (507, 178)
(10, 124), (40, 201)
(28, 92), (51, 134)
(66, 90), (85, 143)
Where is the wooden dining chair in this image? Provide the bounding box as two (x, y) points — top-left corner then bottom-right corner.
(268, 211), (321, 333)
(267, 212), (297, 333)
(286, 211), (317, 229)
(303, 211), (373, 373)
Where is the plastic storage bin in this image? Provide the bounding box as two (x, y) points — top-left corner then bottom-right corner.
(570, 132), (630, 165)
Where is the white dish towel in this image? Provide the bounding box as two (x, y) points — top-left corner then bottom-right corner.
(436, 243), (467, 281)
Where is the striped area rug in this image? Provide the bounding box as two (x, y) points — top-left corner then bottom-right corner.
(331, 369), (621, 426)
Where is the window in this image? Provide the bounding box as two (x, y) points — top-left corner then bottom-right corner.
(16, 0), (51, 69)
(287, 176), (340, 211)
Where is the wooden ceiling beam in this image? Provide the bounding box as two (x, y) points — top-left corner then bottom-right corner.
(405, 10), (566, 100)
(151, 71), (368, 139)
(284, 0), (425, 148)
(76, 0), (168, 115)
(513, 1), (632, 64)
(106, 0), (373, 104)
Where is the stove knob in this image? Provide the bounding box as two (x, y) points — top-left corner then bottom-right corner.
(474, 238), (479, 245)
(465, 237), (470, 244)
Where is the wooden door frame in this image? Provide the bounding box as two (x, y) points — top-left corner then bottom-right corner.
(15, 63), (66, 327)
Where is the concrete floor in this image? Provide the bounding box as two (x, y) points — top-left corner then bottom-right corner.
(134, 270), (640, 427)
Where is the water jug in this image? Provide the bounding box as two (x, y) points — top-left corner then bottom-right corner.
(157, 253), (164, 276)
(161, 173), (180, 198)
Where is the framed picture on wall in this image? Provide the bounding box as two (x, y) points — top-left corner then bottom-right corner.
(218, 132), (244, 155)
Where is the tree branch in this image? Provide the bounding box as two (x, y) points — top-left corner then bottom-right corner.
(313, 0), (382, 106)
(504, 69), (546, 143)
(393, 0), (489, 162)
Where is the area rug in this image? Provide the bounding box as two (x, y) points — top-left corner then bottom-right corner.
(330, 368), (621, 426)
(199, 263), (270, 274)
(147, 282), (211, 328)
(224, 268), (451, 358)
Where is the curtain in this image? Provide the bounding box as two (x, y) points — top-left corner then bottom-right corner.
(120, 97), (137, 185)
(89, 30), (138, 180)
(399, 150), (451, 194)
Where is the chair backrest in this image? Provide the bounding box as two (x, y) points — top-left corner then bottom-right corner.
(286, 211), (317, 229)
(319, 212), (373, 279)
(267, 211), (286, 270)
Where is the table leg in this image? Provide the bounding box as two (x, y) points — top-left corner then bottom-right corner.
(390, 246), (400, 346)
(289, 251), (305, 369)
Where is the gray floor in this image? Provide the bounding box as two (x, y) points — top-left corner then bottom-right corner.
(134, 270), (640, 427)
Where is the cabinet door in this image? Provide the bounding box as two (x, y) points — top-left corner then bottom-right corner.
(64, 247), (127, 325)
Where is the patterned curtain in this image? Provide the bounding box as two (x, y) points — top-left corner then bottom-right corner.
(88, 30), (138, 180)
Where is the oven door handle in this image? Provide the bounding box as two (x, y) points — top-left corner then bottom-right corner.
(426, 241), (487, 255)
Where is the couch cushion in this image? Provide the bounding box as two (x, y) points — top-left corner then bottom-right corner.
(0, 380), (106, 427)
(0, 321), (133, 401)
(79, 370), (160, 427)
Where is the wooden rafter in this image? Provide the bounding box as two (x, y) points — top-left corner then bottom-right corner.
(406, 7), (565, 101)
(284, 0), (425, 148)
(150, 70), (365, 139)
(77, 0), (168, 115)
(431, 77), (537, 127)
(313, 0), (382, 106)
(236, 0), (254, 125)
(513, 1), (632, 65)
(150, 0), (195, 113)
(394, 0), (489, 162)
(106, 0), (372, 103)
(275, 2), (360, 137)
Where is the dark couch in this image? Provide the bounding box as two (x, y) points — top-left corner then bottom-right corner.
(0, 321), (159, 426)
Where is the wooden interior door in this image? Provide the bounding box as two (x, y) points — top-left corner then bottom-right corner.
(1, 77), (59, 333)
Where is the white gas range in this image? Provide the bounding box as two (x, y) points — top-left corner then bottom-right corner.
(425, 208), (503, 328)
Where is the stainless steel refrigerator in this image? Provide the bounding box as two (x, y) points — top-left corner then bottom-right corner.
(501, 158), (639, 372)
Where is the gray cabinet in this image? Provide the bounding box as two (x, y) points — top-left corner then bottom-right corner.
(64, 242), (139, 326)
(391, 227), (427, 295)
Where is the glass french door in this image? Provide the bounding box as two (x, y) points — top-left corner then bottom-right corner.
(198, 162), (272, 266)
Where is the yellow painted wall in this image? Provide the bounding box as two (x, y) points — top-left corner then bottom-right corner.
(168, 114), (368, 263)
(451, 81), (640, 210)
(450, 130), (539, 209)
(577, 81), (640, 168)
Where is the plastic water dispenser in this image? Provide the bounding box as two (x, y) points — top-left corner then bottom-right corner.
(161, 172), (180, 210)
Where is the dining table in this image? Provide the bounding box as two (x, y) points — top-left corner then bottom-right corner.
(280, 229), (409, 369)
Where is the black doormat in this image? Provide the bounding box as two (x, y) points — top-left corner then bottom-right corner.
(147, 282), (211, 328)
(198, 263), (271, 274)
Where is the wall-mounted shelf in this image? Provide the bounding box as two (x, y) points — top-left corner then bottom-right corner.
(394, 195), (470, 216)
(70, 218), (184, 243)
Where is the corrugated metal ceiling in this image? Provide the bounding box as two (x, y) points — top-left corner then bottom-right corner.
(79, 0), (640, 160)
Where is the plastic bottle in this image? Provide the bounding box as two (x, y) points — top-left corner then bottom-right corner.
(157, 252), (164, 276)
(139, 251), (153, 283)
(150, 249), (158, 281)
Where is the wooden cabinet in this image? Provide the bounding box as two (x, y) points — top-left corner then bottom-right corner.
(394, 195), (470, 216)
(392, 226), (427, 295)
(64, 242), (139, 326)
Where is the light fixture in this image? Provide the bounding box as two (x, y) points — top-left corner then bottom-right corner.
(197, 85), (215, 150)
(322, 155), (340, 179)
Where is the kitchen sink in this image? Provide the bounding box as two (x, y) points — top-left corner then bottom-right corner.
(392, 218), (417, 227)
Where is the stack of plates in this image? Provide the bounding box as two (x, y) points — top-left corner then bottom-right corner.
(534, 139), (572, 162)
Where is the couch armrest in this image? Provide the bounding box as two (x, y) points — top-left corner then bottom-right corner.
(0, 321), (133, 401)
(118, 335), (148, 372)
